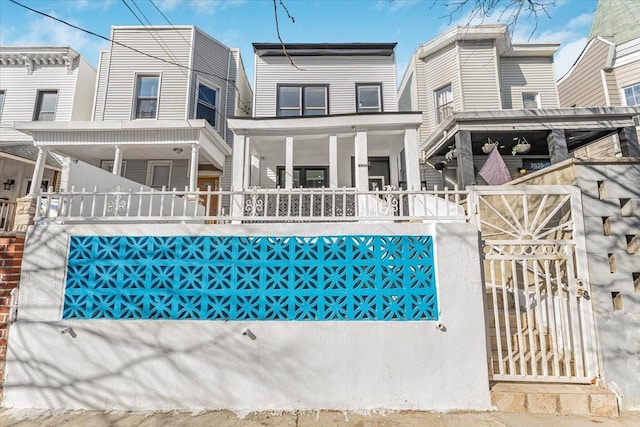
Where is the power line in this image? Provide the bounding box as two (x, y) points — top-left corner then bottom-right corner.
(8, 0), (236, 87)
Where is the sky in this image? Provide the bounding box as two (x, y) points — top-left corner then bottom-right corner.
(0, 0), (599, 85)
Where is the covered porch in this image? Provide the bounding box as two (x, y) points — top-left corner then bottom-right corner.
(226, 113), (425, 217)
(421, 107), (640, 189)
(14, 119), (231, 195)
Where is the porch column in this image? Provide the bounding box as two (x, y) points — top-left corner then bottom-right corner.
(354, 131), (368, 217)
(243, 137), (252, 189)
(547, 129), (569, 164)
(285, 136), (293, 189)
(329, 135), (338, 188)
(230, 133), (246, 218)
(618, 126), (640, 158)
(189, 144), (199, 191)
(28, 147), (48, 196)
(403, 128), (421, 190)
(112, 145), (123, 176)
(455, 130), (474, 190)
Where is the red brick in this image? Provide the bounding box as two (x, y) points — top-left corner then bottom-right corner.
(1, 259), (22, 267)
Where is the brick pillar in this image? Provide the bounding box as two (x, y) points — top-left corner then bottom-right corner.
(13, 196), (38, 233)
(0, 234), (25, 401)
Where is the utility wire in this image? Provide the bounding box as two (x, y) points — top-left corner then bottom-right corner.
(8, 0), (237, 87)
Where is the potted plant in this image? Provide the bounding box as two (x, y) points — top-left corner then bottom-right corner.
(482, 138), (500, 154)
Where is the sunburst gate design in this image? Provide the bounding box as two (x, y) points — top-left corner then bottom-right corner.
(64, 235), (437, 321)
(476, 193), (574, 241)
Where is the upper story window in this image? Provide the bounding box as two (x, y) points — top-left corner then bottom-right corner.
(277, 85), (328, 117)
(0, 90), (5, 115)
(196, 82), (219, 128)
(356, 83), (382, 113)
(623, 83), (640, 106)
(135, 75), (160, 119)
(435, 85), (453, 123)
(34, 91), (58, 121)
(522, 92), (540, 108)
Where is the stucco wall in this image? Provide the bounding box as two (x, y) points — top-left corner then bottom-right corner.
(509, 158), (640, 410)
(2, 222), (490, 412)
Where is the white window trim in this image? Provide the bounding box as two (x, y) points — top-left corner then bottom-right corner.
(621, 82), (640, 107)
(434, 84), (453, 124)
(146, 160), (173, 189)
(194, 76), (220, 129)
(522, 92), (541, 109)
(0, 90), (5, 116)
(132, 73), (162, 120)
(33, 90), (59, 121)
(277, 85), (328, 117)
(100, 160), (127, 176)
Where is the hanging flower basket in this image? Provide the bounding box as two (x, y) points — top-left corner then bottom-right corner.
(482, 138), (500, 154)
(511, 137), (531, 155)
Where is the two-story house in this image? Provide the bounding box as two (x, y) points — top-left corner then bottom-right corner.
(558, 0), (640, 158)
(15, 26), (252, 209)
(226, 43), (425, 218)
(0, 46), (96, 231)
(399, 25), (640, 189)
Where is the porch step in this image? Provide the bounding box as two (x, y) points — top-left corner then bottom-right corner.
(491, 382), (618, 417)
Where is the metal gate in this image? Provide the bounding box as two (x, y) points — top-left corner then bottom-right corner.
(468, 186), (598, 383)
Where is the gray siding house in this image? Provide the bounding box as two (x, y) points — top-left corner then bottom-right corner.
(399, 25), (639, 189)
(16, 26), (252, 200)
(0, 46), (96, 231)
(558, 0), (640, 158)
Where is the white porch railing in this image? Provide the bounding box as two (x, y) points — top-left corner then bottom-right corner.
(34, 186), (469, 224)
(1, 200), (17, 232)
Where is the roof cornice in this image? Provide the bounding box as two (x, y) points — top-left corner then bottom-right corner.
(252, 43), (397, 57)
(0, 46), (80, 74)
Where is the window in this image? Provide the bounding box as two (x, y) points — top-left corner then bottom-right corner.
(34, 91), (58, 121)
(277, 166), (328, 188)
(435, 85), (453, 123)
(522, 92), (540, 109)
(100, 160), (127, 176)
(277, 85), (328, 117)
(146, 161), (172, 189)
(623, 83), (640, 106)
(0, 90), (5, 115)
(356, 83), (382, 113)
(135, 75), (160, 119)
(196, 82), (218, 128)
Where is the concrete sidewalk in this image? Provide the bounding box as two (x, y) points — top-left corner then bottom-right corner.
(2, 409), (640, 426)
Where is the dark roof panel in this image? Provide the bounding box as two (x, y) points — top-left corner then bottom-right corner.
(252, 42), (397, 57)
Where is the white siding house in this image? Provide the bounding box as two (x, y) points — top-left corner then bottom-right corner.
(0, 46), (96, 231)
(227, 43), (425, 218)
(398, 25), (639, 189)
(15, 26), (252, 206)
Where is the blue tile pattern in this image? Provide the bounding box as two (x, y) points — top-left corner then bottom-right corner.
(64, 235), (437, 321)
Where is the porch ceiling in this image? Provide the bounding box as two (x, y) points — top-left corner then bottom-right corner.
(13, 119), (231, 169)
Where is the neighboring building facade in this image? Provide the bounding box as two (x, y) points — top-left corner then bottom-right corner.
(227, 43), (424, 217)
(399, 25), (640, 189)
(0, 46), (96, 231)
(558, 0), (640, 157)
(16, 26), (252, 202)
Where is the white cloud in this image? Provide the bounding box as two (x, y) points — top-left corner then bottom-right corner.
(567, 12), (594, 28)
(554, 36), (588, 79)
(375, 0), (419, 13)
(158, 0), (183, 11)
(74, 0), (116, 11)
(188, 0), (246, 16)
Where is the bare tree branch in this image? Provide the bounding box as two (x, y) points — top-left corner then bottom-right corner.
(272, 0), (302, 70)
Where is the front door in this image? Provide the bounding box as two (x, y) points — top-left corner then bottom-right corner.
(196, 176), (219, 219)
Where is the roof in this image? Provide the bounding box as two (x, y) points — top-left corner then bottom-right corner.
(589, 0), (640, 45)
(252, 43), (397, 57)
(0, 46), (80, 67)
(0, 143), (62, 168)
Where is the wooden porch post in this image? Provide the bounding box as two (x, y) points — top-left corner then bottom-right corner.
(112, 145), (123, 176)
(285, 136), (293, 189)
(618, 126), (640, 157)
(28, 147), (48, 196)
(547, 129), (570, 164)
(455, 130), (474, 190)
(403, 128), (421, 190)
(329, 135), (338, 188)
(189, 144), (199, 191)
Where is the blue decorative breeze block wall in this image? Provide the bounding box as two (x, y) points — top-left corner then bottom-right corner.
(64, 235), (437, 321)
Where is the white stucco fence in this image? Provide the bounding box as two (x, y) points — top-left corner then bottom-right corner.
(3, 222), (490, 413)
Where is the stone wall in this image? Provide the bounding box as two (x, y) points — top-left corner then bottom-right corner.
(0, 234), (24, 402)
(509, 158), (640, 410)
